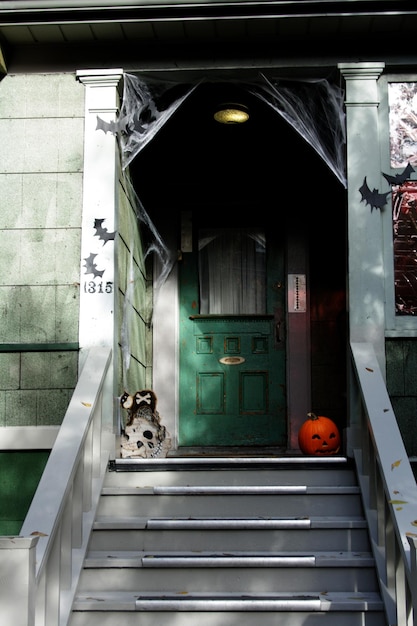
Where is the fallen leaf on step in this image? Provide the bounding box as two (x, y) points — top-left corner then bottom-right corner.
(391, 459), (402, 470)
(30, 531), (48, 536)
(82, 402), (92, 407)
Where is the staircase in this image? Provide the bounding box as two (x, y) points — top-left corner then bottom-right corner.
(69, 456), (387, 626)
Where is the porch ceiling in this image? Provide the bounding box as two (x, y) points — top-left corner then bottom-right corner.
(1, 1), (417, 74)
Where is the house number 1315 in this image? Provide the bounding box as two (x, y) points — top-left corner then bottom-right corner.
(84, 281), (113, 294)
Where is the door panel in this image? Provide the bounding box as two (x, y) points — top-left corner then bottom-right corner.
(179, 227), (286, 448)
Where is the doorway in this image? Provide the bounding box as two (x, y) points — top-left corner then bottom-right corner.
(129, 78), (347, 453)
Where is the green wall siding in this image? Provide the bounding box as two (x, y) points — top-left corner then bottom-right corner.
(116, 167), (152, 398)
(0, 73), (85, 534)
(0, 73), (85, 426)
(0, 451), (49, 535)
(386, 338), (417, 458)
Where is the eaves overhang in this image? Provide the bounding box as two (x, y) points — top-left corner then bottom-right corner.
(1, 0), (417, 75)
(1, 0), (417, 24)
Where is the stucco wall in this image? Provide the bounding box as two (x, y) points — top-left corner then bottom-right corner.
(0, 73), (84, 426)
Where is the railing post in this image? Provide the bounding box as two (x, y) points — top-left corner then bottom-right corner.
(0, 536), (39, 626)
(407, 536), (417, 625)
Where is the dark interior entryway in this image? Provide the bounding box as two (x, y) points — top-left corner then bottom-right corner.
(129, 78), (347, 450)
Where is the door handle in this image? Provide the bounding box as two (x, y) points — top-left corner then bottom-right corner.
(274, 307), (285, 349)
(276, 321), (282, 343)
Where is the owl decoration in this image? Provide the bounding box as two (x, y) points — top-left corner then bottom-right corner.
(120, 389), (171, 459)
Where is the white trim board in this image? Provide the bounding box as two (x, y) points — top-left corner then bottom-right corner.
(0, 426), (59, 450)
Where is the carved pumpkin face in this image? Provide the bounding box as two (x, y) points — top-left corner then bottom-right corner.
(298, 412), (341, 456)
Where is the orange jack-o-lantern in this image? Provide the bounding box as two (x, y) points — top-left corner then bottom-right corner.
(298, 412), (341, 456)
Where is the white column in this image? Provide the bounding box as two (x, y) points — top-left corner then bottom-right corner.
(76, 69), (123, 360)
(338, 62), (386, 371)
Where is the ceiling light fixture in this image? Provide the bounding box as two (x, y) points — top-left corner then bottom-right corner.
(213, 103), (249, 124)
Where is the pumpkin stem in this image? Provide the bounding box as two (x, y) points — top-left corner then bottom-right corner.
(307, 412), (319, 421)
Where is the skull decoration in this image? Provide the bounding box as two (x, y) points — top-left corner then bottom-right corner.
(120, 389), (171, 459)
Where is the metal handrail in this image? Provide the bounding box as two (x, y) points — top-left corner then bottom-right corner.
(350, 341), (417, 626)
(1, 346), (113, 626)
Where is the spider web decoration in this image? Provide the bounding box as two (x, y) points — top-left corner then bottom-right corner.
(103, 72), (347, 385)
(118, 74), (199, 170)
(109, 72), (346, 185)
(251, 73), (347, 188)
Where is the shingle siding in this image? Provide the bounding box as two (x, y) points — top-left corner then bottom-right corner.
(0, 73), (84, 426)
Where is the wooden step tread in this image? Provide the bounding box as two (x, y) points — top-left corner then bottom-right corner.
(102, 485), (360, 495)
(110, 457), (349, 471)
(93, 515), (367, 530)
(84, 550), (375, 568)
(73, 590), (384, 612)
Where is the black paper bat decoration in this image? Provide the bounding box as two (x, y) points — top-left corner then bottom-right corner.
(83, 253), (105, 278)
(96, 116), (120, 134)
(96, 115), (130, 135)
(359, 177), (390, 211)
(94, 218), (115, 244)
(382, 163), (415, 186)
(96, 101), (159, 136)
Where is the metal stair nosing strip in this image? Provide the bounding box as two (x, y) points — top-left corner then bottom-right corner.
(101, 485), (360, 495)
(135, 596), (323, 612)
(73, 591), (384, 612)
(146, 517), (311, 529)
(139, 552), (375, 568)
(153, 485), (359, 494)
(109, 456), (350, 472)
(84, 549), (375, 568)
(132, 593), (384, 612)
(92, 515), (368, 530)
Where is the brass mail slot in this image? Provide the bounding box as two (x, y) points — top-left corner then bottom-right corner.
(219, 356), (245, 365)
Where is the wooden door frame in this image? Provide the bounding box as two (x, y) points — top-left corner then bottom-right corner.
(286, 221), (311, 450)
(152, 216), (311, 454)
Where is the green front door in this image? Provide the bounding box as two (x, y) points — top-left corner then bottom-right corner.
(179, 224), (286, 447)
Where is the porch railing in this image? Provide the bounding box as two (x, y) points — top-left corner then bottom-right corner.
(2, 342), (417, 625)
(0, 346), (113, 626)
(350, 341), (417, 626)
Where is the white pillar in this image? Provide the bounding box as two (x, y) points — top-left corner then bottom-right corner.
(338, 62), (386, 372)
(0, 536), (39, 626)
(76, 69), (123, 360)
